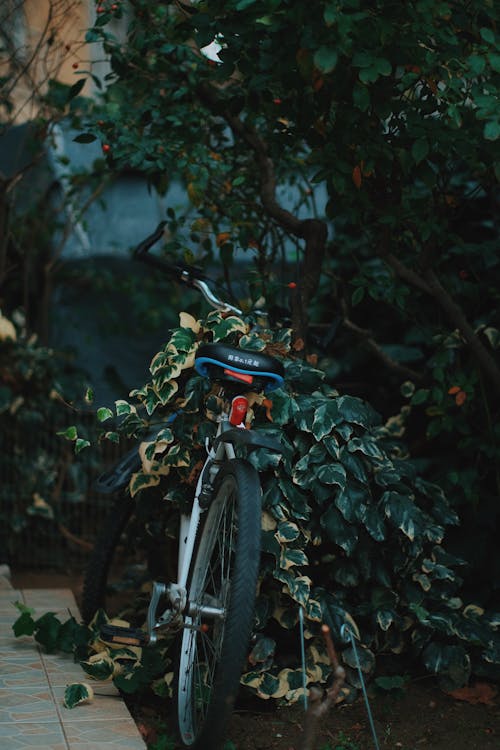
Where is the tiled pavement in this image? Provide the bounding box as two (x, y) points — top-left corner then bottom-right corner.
(0, 567), (146, 750)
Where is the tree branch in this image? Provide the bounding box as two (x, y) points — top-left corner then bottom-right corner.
(382, 251), (500, 394)
(197, 83), (327, 342)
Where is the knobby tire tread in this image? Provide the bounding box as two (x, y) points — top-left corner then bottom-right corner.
(181, 458), (261, 750)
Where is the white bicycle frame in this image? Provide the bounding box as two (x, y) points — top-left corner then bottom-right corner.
(146, 409), (241, 643)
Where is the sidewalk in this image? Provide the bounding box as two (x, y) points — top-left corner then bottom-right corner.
(0, 566), (146, 750)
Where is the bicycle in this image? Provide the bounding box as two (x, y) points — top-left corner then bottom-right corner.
(81, 222), (286, 750)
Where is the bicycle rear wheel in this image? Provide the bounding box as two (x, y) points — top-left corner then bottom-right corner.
(177, 458), (261, 750)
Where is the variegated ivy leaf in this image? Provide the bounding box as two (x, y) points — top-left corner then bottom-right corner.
(208, 313), (249, 341)
(275, 521), (300, 543)
(277, 477), (311, 520)
(315, 462), (347, 488)
(149, 350), (170, 375)
(80, 653), (116, 681)
(261, 511), (277, 531)
(97, 407), (113, 422)
(421, 559), (455, 582)
(335, 480), (367, 524)
(140, 384), (160, 416)
(63, 682), (94, 709)
(321, 504), (358, 554)
(312, 401), (340, 441)
(129, 471), (161, 498)
(422, 642), (471, 690)
(360, 505), (386, 541)
(274, 569), (312, 607)
(273, 605), (299, 629)
(323, 434), (340, 459)
(160, 444), (189, 468)
(166, 326), (198, 354)
(268, 668), (304, 699)
(413, 573), (431, 591)
(238, 333), (267, 351)
(305, 598), (322, 622)
(481, 325), (500, 349)
(336, 395), (380, 427)
(255, 672), (281, 699)
(279, 547), (308, 570)
(248, 636), (276, 670)
(342, 644), (375, 674)
(153, 361), (184, 385)
(75, 438), (90, 454)
(178, 311), (201, 333)
(115, 400), (136, 416)
(383, 491), (422, 541)
(156, 379), (179, 406)
(270, 390), (300, 426)
(347, 435), (384, 460)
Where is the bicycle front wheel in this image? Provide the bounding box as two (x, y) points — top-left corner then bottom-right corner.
(177, 458), (261, 750)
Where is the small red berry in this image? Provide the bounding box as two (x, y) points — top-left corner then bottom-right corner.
(459, 270), (468, 280)
(287, 281), (297, 289)
(273, 97), (282, 105)
(111, 3), (118, 9)
(72, 62), (79, 69)
(96, 5), (105, 13)
(102, 144), (111, 153)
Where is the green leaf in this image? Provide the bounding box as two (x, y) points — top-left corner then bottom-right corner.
(63, 682), (94, 709)
(115, 399), (135, 416)
(75, 438), (91, 454)
(57, 425), (77, 441)
(97, 407), (113, 422)
(480, 27), (496, 44)
(67, 78), (86, 101)
(34, 612), (62, 653)
(81, 654), (114, 681)
(383, 492), (422, 541)
(484, 120), (500, 141)
(321, 505), (358, 554)
(12, 610), (36, 637)
(315, 462), (347, 488)
(312, 401), (340, 440)
(235, 0), (258, 9)
(314, 46), (338, 74)
(347, 436), (384, 460)
(411, 138), (429, 164)
(361, 505), (386, 541)
(279, 547), (308, 570)
(275, 521), (300, 543)
(351, 286), (365, 306)
(73, 133), (97, 143)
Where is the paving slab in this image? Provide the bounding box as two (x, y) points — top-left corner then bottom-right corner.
(0, 568), (146, 750)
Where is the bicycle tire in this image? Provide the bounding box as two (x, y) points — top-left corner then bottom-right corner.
(81, 494), (136, 624)
(177, 458), (261, 750)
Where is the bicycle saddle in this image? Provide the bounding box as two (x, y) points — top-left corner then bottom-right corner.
(194, 343), (285, 391)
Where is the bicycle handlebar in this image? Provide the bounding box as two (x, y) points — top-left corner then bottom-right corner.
(133, 222), (243, 316)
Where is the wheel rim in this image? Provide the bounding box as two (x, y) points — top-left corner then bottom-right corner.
(178, 477), (237, 745)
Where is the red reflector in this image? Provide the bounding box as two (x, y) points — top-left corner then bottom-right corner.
(223, 368), (254, 384)
(229, 396), (248, 426)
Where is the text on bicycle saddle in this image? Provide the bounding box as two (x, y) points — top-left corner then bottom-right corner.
(195, 343), (285, 391)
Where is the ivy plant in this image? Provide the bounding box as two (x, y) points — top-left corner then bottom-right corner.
(58, 308), (499, 700)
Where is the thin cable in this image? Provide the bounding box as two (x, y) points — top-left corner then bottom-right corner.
(341, 624), (380, 750)
(298, 606), (308, 710)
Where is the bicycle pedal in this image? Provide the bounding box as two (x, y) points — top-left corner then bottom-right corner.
(99, 623), (149, 647)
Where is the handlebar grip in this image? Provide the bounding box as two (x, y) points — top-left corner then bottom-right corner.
(133, 221), (167, 257)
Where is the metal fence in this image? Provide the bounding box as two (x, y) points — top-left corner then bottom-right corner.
(1, 417), (126, 573)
